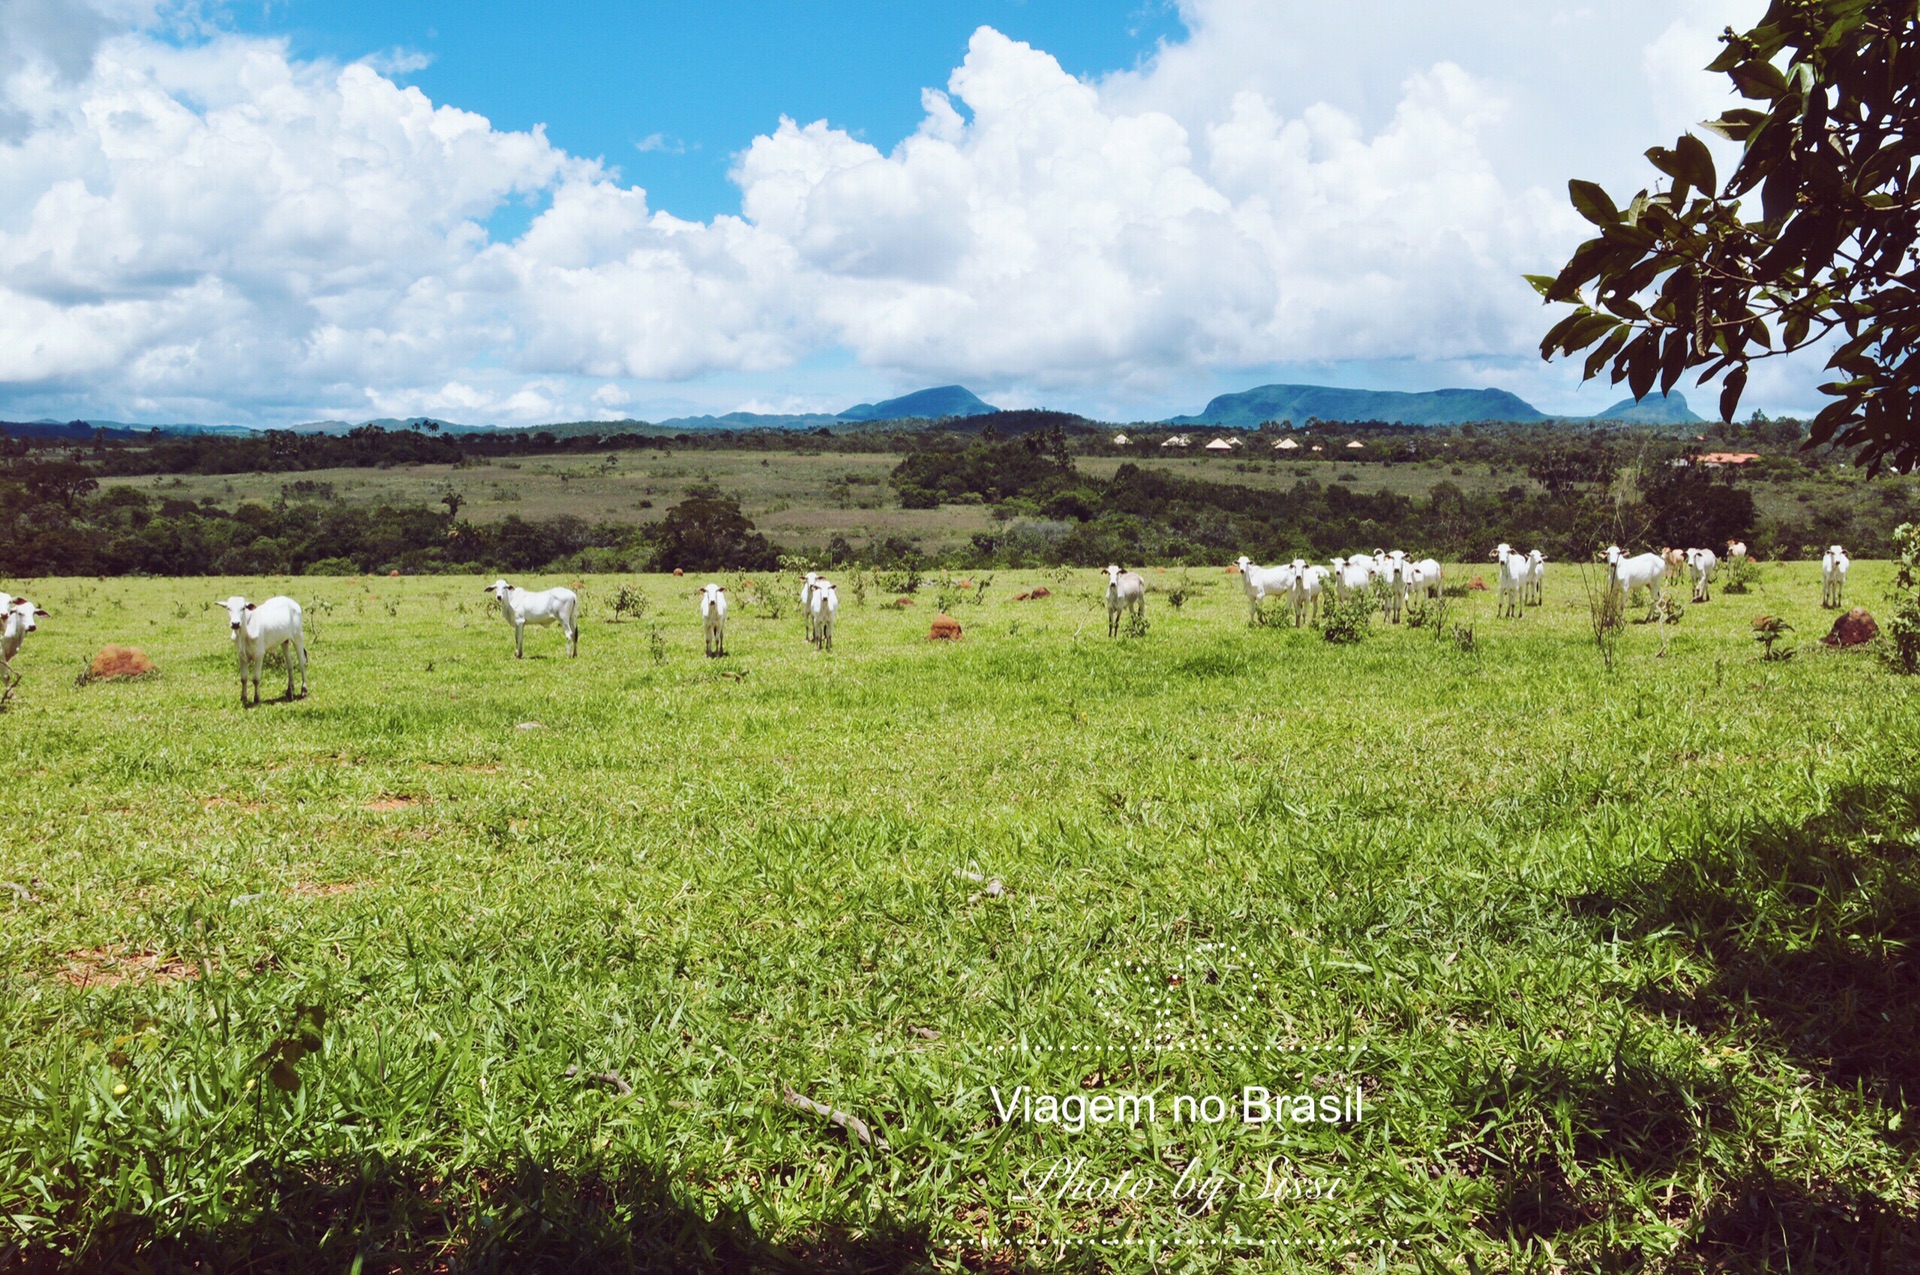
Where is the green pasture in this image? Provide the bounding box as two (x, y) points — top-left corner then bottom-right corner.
(1, 562), (1916, 1271)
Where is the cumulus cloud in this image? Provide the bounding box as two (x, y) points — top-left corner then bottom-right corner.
(0, 0), (1806, 424)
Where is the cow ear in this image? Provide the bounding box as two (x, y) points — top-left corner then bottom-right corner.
(35, 609), (48, 617)
(245, 602), (255, 611)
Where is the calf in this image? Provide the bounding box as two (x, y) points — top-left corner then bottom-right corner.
(219, 595), (307, 707)
(700, 583), (728, 657)
(1524, 550), (1547, 607)
(1104, 565), (1146, 637)
(1821, 545), (1851, 608)
(485, 579), (579, 658)
(799, 572), (822, 640)
(1331, 556), (1372, 604)
(1726, 540), (1748, 562)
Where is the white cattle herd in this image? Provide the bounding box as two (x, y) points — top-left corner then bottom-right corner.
(0, 537), (1861, 706)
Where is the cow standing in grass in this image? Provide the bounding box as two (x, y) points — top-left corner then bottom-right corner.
(1104, 565), (1146, 637)
(700, 583), (728, 658)
(486, 579), (579, 659)
(1, 596), (47, 705)
(219, 595), (307, 707)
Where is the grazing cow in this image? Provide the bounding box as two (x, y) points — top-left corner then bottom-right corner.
(218, 595), (307, 707)
(1, 597), (47, 703)
(1234, 557), (1297, 625)
(1492, 544), (1528, 618)
(1604, 545), (1668, 621)
(1524, 550), (1547, 607)
(1684, 547), (1718, 602)
(1292, 561), (1328, 628)
(485, 579), (579, 658)
(1411, 558), (1444, 600)
(1726, 540), (1748, 563)
(699, 583), (728, 657)
(1821, 545), (1851, 608)
(1104, 564), (1147, 637)
(809, 580), (839, 650)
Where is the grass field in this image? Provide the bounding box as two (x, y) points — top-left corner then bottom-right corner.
(3, 561), (1917, 1272)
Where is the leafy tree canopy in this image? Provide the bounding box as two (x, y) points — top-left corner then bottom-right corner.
(1533, 0), (1920, 471)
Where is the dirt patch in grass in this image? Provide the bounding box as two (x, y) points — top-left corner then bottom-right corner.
(291, 880), (364, 899)
(364, 797), (418, 812)
(58, 947), (200, 989)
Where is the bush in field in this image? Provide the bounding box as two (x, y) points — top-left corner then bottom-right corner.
(1722, 557), (1761, 594)
(1878, 522), (1920, 674)
(609, 585), (650, 623)
(1319, 591), (1372, 644)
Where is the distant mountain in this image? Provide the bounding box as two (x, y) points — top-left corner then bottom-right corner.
(837, 385), (998, 422)
(1168, 384), (1552, 427)
(1589, 391), (1704, 424)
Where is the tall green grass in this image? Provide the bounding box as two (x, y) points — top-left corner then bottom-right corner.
(1, 563), (1915, 1271)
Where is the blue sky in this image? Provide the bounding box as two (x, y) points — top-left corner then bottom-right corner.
(220, 1), (1189, 227)
(0, 0), (1808, 426)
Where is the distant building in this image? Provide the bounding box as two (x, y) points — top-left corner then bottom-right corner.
(1161, 434), (1192, 448)
(1205, 437), (1241, 451)
(1345, 440), (1365, 450)
(1273, 437), (1299, 451)
(1697, 451), (1761, 466)
(1111, 433), (1130, 445)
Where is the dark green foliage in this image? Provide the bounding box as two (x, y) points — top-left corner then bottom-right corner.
(1534, 0), (1920, 470)
(1640, 465), (1757, 550)
(887, 431), (1076, 506)
(649, 495), (780, 574)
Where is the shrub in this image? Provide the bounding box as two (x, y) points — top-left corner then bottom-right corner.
(1752, 615), (1797, 662)
(1721, 557), (1761, 594)
(609, 585), (650, 623)
(1319, 592), (1372, 644)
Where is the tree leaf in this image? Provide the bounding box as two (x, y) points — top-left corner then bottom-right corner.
(1628, 332), (1660, 402)
(1718, 365), (1749, 422)
(269, 1058), (302, 1092)
(1730, 59), (1790, 100)
(1674, 134), (1718, 199)
(1568, 179), (1621, 226)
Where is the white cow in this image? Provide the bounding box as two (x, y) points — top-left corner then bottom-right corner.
(1684, 547), (1718, 602)
(1, 596), (47, 702)
(1331, 556), (1373, 604)
(799, 572), (822, 639)
(1234, 557), (1297, 625)
(809, 580), (839, 650)
(485, 579), (579, 659)
(1104, 565), (1147, 637)
(1821, 545), (1851, 608)
(1726, 540), (1748, 563)
(699, 583), (728, 658)
(1292, 562), (1328, 628)
(1380, 551), (1412, 623)
(219, 595), (308, 707)
(1524, 550), (1547, 607)
(1411, 558), (1444, 600)
(1604, 545), (1668, 621)
(1492, 544), (1528, 618)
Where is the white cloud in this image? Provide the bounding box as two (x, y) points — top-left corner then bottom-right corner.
(0, 0), (1822, 425)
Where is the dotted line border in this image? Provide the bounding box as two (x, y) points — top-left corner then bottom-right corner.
(963, 1236), (1405, 1251)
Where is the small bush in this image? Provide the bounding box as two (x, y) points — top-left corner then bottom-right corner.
(1123, 608), (1151, 639)
(1320, 592), (1372, 644)
(609, 585), (650, 623)
(1449, 620), (1476, 653)
(1721, 558), (1761, 594)
(1752, 615), (1797, 662)
(1164, 573), (1194, 610)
